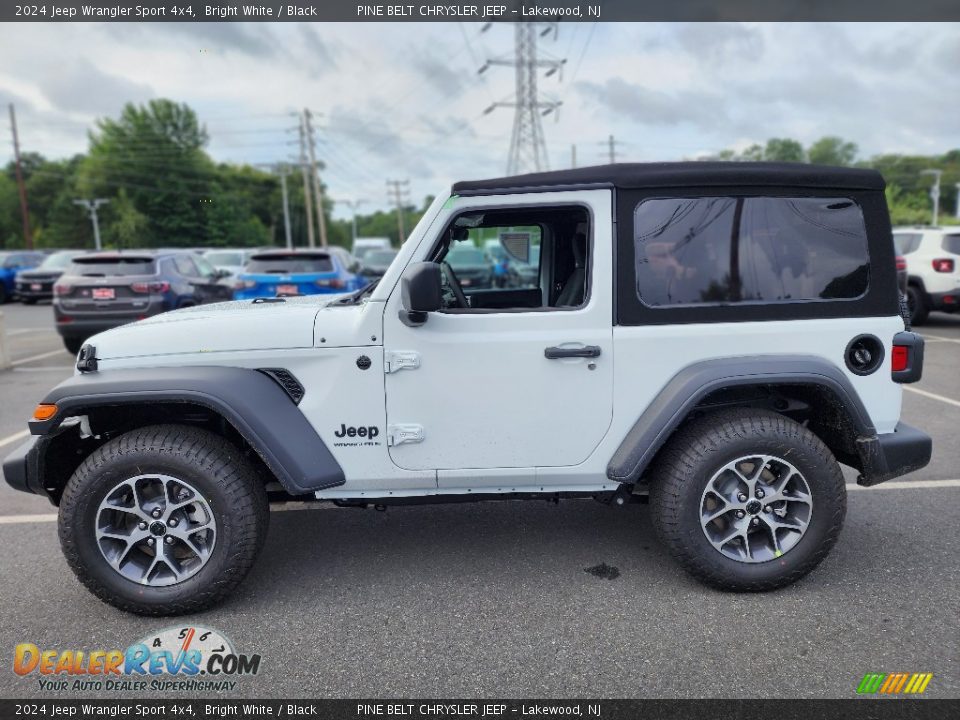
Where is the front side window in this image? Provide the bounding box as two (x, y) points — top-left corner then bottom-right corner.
(634, 196), (869, 307)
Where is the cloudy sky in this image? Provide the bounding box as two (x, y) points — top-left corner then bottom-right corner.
(0, 21), (957, 218)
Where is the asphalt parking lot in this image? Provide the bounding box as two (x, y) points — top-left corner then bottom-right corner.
(0, 302), (957, 699)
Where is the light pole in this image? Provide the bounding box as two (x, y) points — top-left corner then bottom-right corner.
(920, 169), (942, 226)
(955, 183), (960, 220)
(74, 199), (109, 250)
(279, 168), (293, 249)
(336, 198), (367, 245)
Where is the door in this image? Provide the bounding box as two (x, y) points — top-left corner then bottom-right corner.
(382, 191), (614, 482)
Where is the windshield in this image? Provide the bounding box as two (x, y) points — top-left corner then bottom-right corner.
(447, 249), (486, 266)
(39, 252), (80, 270)
(354, 246), (386, 260)
(365, 250), (397, 265)
(68, 257), (156, 276)
(246, 254), (333, 274)
(205, 251), (244, 267)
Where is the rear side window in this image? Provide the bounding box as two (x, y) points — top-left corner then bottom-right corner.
(893, 233), (922, 254)
(246, 254), (334, 274)
(633, 196), (869, 307)
(941, 235), (960, 254)
(68, 257), (157, 276)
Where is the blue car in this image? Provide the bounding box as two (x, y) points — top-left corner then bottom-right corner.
(233, 250), (366, 300)
(0, 250), (46, 304)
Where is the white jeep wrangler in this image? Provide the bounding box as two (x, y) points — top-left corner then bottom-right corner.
(3, 163), (932, 615)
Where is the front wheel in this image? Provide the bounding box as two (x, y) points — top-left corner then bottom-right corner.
(650, 408), (846, 591)
(58, 425), (269, 615)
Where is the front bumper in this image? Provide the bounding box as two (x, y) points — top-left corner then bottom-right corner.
(3, 435), (43, 496)
(855, 422), (932, 486)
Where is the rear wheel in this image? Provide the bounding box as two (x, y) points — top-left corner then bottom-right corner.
(58, 425), (269, 615)
(907, 285), (929, 326)
(650, 408), (846, 591)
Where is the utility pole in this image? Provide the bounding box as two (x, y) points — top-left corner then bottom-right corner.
(73, 199), (109, 251)
(920, 169), (943, 226)
(571, 144), (577, 169)
(8, 104), (32, 249)
(479, 23), (566, 175)
(955, 183), (960, 220)
(297, 116), (316, 248)
(336, 198), (368, 245)
(603, 134), (620, 164)
(386, 180), (410, 244)
(303, 109), (328, 247)
(279, 166), (293, 249)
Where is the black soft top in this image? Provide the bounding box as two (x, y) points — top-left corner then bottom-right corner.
(452, 162), (885, 195)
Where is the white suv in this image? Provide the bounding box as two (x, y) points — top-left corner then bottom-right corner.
(893, 226), (960, 325)
(3, 163), (931, 615)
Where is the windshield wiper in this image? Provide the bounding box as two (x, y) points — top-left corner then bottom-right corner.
(338, 278), (379, 304)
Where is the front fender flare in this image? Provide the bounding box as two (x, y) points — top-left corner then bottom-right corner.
(29, 366), (345, 495)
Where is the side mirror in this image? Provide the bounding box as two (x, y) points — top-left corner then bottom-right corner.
(399, 262), (442, 327)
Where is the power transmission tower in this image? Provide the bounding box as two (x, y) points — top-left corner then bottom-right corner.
(297, 116), (316, 248)
(386, 180), (410, 244)
(8, 104), (32, 249)
(480, 23), (566, 175)
(303, 109), (328, 247)
(73, 199), (109, 251)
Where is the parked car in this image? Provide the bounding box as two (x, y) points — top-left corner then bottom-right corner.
(893, 226), (960, 325)
(233, 250), (366, 300)
(0, 251), (46, 304)
(508, 246), (541, 288)
(53, 251), (233, 354)
(352, 237), (392, 261)
(14, 250), (85, 304)
(445, 246), (493, 289)
(895, 254), (908, 296)
(2, 162), (930, 615)
(360, 248), (399, 279)
(202, 249), (257, 279)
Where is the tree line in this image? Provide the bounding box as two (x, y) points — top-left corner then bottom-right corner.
(2, 100), (957, 251)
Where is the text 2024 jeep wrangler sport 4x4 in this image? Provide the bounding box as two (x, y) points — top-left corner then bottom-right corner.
(3, 163), (932, 615)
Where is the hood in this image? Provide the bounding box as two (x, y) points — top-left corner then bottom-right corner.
(87, 294), (364, 361)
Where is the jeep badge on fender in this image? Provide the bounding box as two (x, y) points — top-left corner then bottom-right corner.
(1, 162), (931, 615)
(335, 424), (380, 440)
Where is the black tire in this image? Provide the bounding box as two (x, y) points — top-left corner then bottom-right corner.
(0, 284), (7, 304)
(62, 336), (85, 355)
(907, 285), (929, 326)
(649, 408), (846, 592)
(58, 424), (269, 615)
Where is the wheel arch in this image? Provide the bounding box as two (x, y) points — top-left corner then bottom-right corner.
(606, 356), (876, 485)
(26, 366), (345, 502)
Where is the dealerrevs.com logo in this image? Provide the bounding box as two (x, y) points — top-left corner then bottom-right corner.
(13, 626), (261, 693)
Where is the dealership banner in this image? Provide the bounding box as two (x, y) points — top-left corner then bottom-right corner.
(0, 700), (957, 719)
(3, 0), (960, 22)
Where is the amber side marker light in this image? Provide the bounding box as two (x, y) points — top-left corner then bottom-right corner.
(32, 404), (58, 421)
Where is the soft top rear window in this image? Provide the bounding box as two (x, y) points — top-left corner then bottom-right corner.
(246, 254), (333, 274)
(941, 235), (960, 255)
(68, 257), (156, 276)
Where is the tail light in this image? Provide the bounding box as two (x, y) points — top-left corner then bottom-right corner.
(235, 280), (257, 290)
(932, 258), (955, 273)
(895, 256), (907, 271)
(891, 331), (924, 383)
(315, 278), (346, 289)
(53, 283), (72, 296)
(131, 281), (171, 293)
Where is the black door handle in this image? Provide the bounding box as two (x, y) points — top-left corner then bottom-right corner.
(544, 345), (602, 359)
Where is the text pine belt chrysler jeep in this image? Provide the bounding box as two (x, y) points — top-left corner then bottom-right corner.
(2, 163), (932, 615)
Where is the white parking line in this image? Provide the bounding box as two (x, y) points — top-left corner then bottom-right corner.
(903, 385), (960, 409)
(10, 349), (69, 366)
(921, 333), (960, 345)
(0, 480), (956, 525)
(0, 429), (29, 449)
(6, 328), (53, 337)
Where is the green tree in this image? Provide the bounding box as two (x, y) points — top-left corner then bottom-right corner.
(808, 136), (858, 166)
(763, 138), (805, 163)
